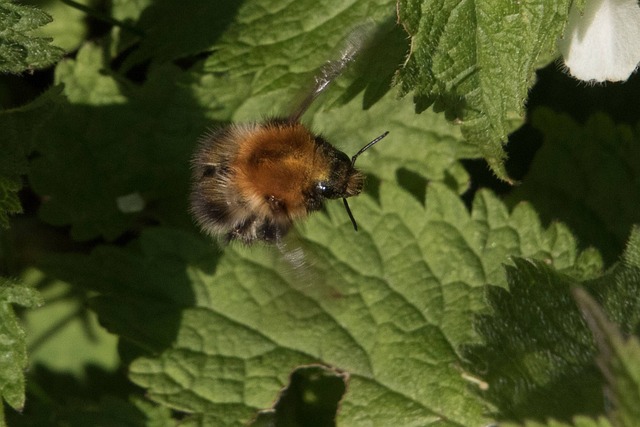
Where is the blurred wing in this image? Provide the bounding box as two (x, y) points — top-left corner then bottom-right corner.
(275, 227), (343, 299)
(288, 24), (374, 123)
(276, 229), (313, 274)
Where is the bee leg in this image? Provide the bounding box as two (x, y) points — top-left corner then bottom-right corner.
(226, 217), (255, 244)
(256, 220), (287, 243)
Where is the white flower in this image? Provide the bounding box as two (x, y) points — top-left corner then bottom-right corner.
(558, 0), (640, 82)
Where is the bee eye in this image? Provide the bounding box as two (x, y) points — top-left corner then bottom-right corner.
(315, 181), (341, 199)
(316, 182), (328, 194)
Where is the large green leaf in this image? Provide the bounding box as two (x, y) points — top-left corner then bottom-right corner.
(8, 1), (637, 426)
(467, 227), (640, 423)
(573, 287), (640, 427)
(42, 182), (587, 426)
(396, 1), (571, 179)
(501, 416), (613, 427)
(0, 277), (43, 420)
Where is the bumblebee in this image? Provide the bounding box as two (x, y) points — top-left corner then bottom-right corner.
(190, 32), (388, 244)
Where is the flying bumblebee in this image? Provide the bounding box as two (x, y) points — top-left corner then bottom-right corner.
(190, 30), (388, 244)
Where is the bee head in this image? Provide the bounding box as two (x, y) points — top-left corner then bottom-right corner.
(332, 131), (389, 231)
(322, 149), (362, 199)
(307, 131), (388, 231)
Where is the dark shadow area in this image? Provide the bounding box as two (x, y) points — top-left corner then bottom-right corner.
(454, 62), (640, 265)
(396, 167), (428, 206)
(5, 364), (145, 426)
(117, 0), (241, 70)
(528, 61), (640, 126)
(362, 174), (381, 204)
(463, 271), (604, 423)
(2, 1), (227, 419)
(258, 365), (347, 427)
(502, 63), (640, 264)
(460, 159), (512, 210)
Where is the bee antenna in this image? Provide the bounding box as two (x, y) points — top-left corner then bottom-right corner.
(343, 131), (389, 231)
(342, 198), (358, 231)
(351, 131), (389, 166)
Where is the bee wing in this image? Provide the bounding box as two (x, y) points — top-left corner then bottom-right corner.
(275, 228), (346, 300)
(275, 223), (314, 273)
(288, 24), (374, 123)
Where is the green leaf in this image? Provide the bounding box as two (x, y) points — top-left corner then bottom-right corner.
(124, 0), (397, 72)
(19, 0), (92, 52)
(4, 268), (168, 426)
(266, 365), (347, 427)
(22, 2), (467, 242)
(0, 176), (21, 229)
(508, 109), (640, 264)
(467, 227), (640, 423)
(130, 395), (175, 427)
(0, 85), (63, 228)
(20, 269), (119, 378)
(0, 0), (64, 74)
(60, 395), (175, 427)
(8, 392), (177, 427)
(396, 1), (571, 179)
(42, 182), (587, 426)
(26, 44), (204, 240)
(467, 259), (603, 422)
(312, 86), (479, 194)
(587, 227), (640, 334)
(500, 415), (613, 427)
(187, 0), (402, 123)
(573, 228), (640, 427)
(0, 276), (43, 415)
(118, 0), (240, 67)
(107, 0), (150, 56)
(573, 288), (640, 427)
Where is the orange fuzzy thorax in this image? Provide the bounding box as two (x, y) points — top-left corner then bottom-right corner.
(233, 123), (330, 220)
